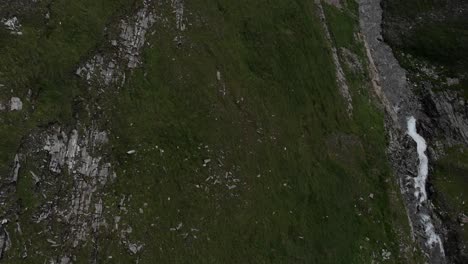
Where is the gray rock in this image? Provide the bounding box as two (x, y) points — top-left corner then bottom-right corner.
(2, 16), (22, 35)
(119, 3), (156, 69)
(60, 256), (71, 264)
(11, 154), (20, 182)
(128, 242), (143, 255)
(171, 0), (186, 31)
(459, 214), (468, 224)
(9, 97), (22, 111)
(75, 3), (156, 90)
(359, 0), (414, 127)
(0, 226), (10, 259)
(446, 78), (460, 86)
(421, 84), (468, 145)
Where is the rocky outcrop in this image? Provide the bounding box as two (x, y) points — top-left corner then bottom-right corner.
(23, 125), (113, 250)
(76, 1), (156, 88)
(119, 2), (157, 69)
(0, 1), (159, 261)
(171, 0), (186, 31)
(418, 71), (468, 264)
(420, 83), (468, 146)
(1, 16), (22, 35)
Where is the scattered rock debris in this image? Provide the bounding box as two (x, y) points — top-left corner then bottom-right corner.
(381, 249), (392, 261)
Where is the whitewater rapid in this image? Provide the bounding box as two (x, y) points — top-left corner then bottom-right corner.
(407, 116), (445, 255)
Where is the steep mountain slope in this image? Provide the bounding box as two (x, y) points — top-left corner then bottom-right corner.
(0, 0), (448, 263)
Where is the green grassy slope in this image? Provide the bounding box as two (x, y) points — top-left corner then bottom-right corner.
(97, 2), (417, 263)
(1, 1), (419, 263)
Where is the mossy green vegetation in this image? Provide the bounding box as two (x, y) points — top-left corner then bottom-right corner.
(97, 1), (417, 263)
(433, 146), (468, 241)
(1, 0), (420, 263)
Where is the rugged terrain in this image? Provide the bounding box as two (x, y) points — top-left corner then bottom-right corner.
(0, 0), (465, 263)
(381, 0), (468, 263)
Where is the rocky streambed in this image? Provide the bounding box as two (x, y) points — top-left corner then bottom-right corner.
(359, 0), (468, 263)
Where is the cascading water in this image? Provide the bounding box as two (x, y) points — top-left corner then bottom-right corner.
(407, 117), (429, 203)
(407, 116), (445, 255)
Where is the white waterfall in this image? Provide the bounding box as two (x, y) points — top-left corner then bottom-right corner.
(407, 117), (429, 203)
(407, 116), (445, 255)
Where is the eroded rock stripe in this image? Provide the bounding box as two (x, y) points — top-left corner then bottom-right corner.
(315, 0), (353, 116)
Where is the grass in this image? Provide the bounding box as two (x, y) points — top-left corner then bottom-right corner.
(1, 0), (420, 263)
(433, 146), (468, 241)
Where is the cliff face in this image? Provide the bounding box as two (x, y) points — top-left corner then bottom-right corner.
(359, 0), (468, 263)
